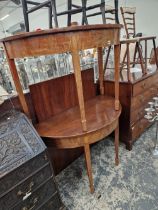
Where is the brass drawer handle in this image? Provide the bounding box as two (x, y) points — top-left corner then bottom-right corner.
(139, 95), (145, 102)
(141, 82), (146, 89)
(22, 197), (38, 210)
(17, 181), (34, 197)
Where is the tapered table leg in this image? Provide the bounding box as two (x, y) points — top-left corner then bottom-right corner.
(84, 144), (94, 193)
(115, 122), (119, 166)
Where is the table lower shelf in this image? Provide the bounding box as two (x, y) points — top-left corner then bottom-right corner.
(35, 95), (121, 148)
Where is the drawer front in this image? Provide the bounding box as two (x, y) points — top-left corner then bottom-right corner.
(39, 193), (63, 210)
(12, 178), (56, 210)
(1, 164), (52, 210)
(131, 85), (157, 110)
(131, 118), (152, 140)
(132, 72), (158, 97)
(130, 107), (145, 125)
(0, 151), (49, 197)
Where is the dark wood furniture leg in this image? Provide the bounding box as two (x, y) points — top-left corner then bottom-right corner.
(82, 0), (88, 25)
(21, 0), (29, 32)
(84, 144), (94, 193)
(67, 0), (72, 26)
(51, 0), (58, 27)
(114, 44), (120, 110)
(48, 2), (53, 28)
(114, 0), (119, 23)
(100, 0), (106, 24)
(126, 141), (133, 151)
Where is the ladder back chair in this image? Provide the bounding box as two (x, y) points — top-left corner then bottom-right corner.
(118, 6), (158, 81)
(120, 6), (136, 38)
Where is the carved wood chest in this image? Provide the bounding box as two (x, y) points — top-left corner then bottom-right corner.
(0, 110), (64, 210)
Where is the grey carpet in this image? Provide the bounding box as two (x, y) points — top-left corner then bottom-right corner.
(56, 124), (158, 210)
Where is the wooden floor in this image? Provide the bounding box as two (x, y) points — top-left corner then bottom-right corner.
(35, 95), (121, 139)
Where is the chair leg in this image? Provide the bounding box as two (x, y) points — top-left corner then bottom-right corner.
(84, 144), (94, 193)
(132, 43), (137, 67)
(114, 0), (119, 24)
(137, 42), (146, 74)
(103, 45), (111, 76)
(82, 0), (88, 25)
(145, 40), (147, 70)
(21, 0), (29, 32)
(127, 43), (131, 81)
(153, 38), (158, 68)
(120, 47), (127, 72)
(115, 122), (119, 166)
(67, 0), (72, 26)
(48, 3), (53, 28)
(100, 0), (106, 24)
(51, 0), (58, 27)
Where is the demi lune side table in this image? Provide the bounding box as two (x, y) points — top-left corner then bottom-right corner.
(1, 24), (121, 193)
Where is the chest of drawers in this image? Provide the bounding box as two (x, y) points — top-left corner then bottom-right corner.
(104, 69), (158, 150)
(0, 110), (64, 210)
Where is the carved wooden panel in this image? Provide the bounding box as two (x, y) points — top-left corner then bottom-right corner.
(0, 110), (46, 177)
(0, 111), (64, 210)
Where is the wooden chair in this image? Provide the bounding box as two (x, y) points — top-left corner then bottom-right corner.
(21, 0), (119, 32)
(59, 0), (119, 26)
(120, 6), (137, 38)
(118, 7), (158, 81)
(85, 1), (119, 24)
(21, 0), (58, 31)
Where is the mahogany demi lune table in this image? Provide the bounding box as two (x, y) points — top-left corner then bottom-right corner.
(1, 24), (121, 193)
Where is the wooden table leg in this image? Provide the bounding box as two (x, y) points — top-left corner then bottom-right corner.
(114, 44), (120, 111)
(132, 42), (137, 67)
(84, 144), (94, 193)
(120, 47), (127, 72)
(127, 43), (131, 82)
(137, 42), (146, 74)
(115, 122), (119, 166)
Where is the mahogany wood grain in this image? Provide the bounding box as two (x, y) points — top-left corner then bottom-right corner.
(1, 25), (121, 59)
(104, 69), (158, 150)
(0, 70), (96, 175)
(29, 69), (96, 122)
(35, 96), (121, 142)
